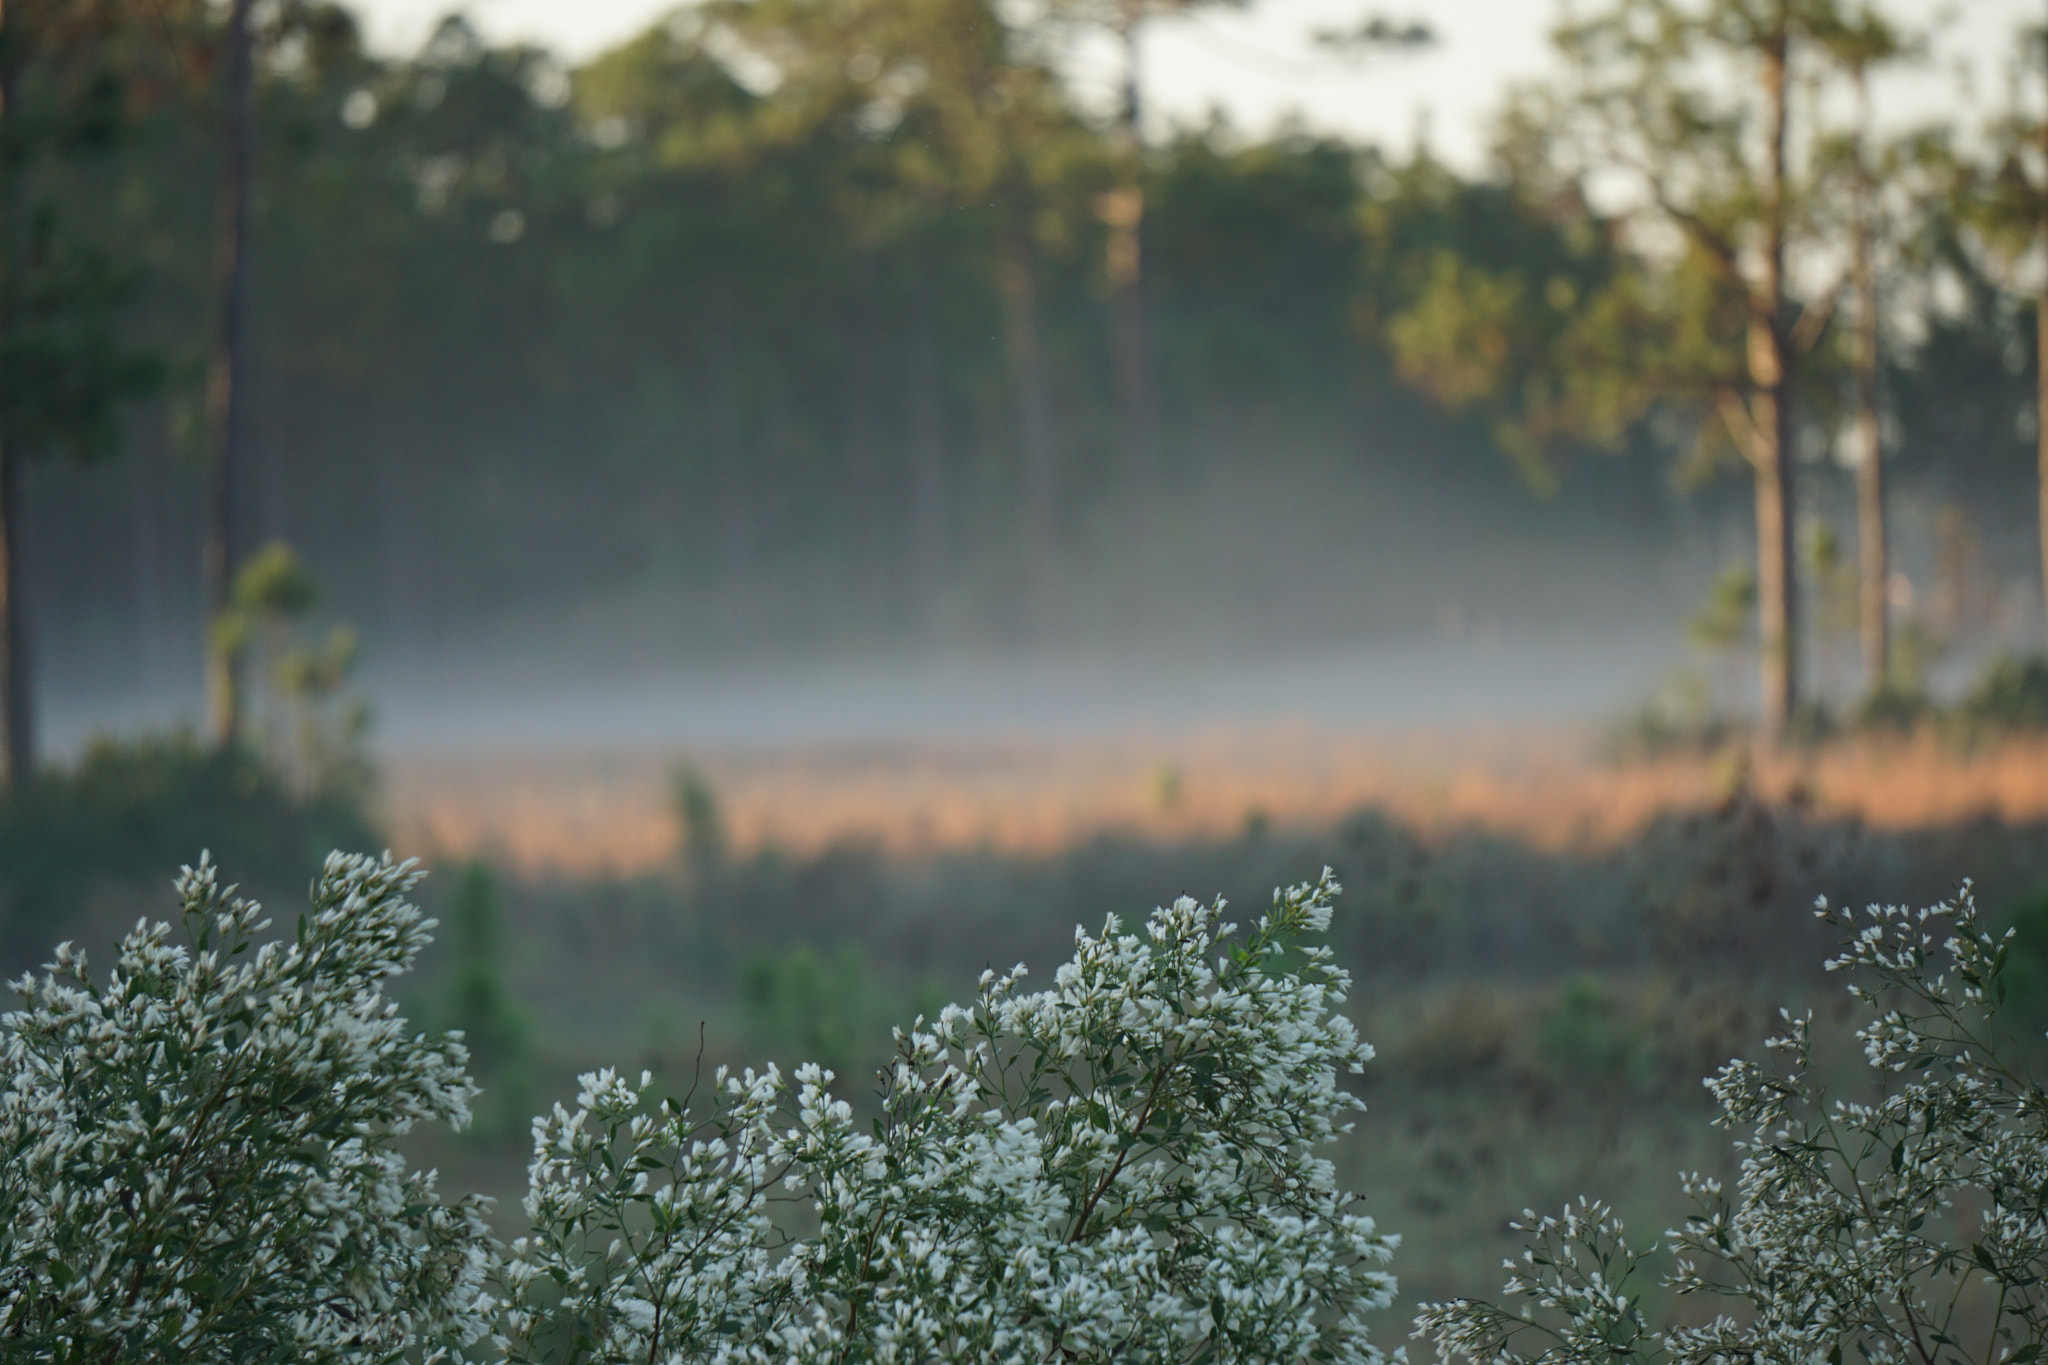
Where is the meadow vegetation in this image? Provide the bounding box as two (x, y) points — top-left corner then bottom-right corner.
(15, 707), (2048, 1337)
(6, 792), (2048, 1359)
(0, 733), (375, 966)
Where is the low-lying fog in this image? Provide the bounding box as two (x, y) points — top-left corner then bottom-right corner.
(45, 626), (1678, 756)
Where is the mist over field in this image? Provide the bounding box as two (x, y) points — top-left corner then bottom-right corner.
(30, 332), (2044, 758)
(40, 442), (1713, 754)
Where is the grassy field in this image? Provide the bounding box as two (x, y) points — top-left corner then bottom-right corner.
(15, 723), (2048, 1332)
(379, 725), (2048, 873)
(369, 723), (2048, 1325)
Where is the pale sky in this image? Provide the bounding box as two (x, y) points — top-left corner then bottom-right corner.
(346, 0), (2036, 172)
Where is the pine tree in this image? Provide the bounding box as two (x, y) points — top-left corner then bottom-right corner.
(0, 0), (156, 788)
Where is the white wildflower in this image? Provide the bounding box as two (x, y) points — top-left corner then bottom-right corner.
(500, 867), (1396, 1364)
(0, 851), (495, 1362)
(1417, 883), (2048, 1365)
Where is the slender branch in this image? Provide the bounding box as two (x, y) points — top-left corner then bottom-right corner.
(1068, 1048), (1176, 1244)
(1602, 139), (1746, 283)
(1789, 272), (1847, 356)
(1716, 388), (1764, 469)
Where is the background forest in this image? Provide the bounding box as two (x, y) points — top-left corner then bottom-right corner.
(14, 0), (2048, 1334)
(19, 0), (2048, 756)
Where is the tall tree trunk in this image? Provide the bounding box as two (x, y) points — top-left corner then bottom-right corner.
(0, 441), (25, 788)
(705, 294), (754, 635)
(841, 283), (882, 624)
(2039, 296), (2048, 648)
(373, 439), (421, 651)
(258, 394), (287, 543)
(1108, 0), (1155, 541)
(1754, 20), (1799, 743)
(1853, 72), (1888, 696)
(1751, 377), (1796, 738)
(132, 416), (169, 694)
(0, 11), (29, 788)
(906, 267), (948, 633)
(997, 226), (1056, 630)
(2038, 0), (2048, 648)
(204, 0), (255, 748)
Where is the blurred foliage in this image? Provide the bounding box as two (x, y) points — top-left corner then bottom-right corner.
(670, 762), (726, 888)
(1609, 647), (2048, 758)
(1357, 154), (1650, 495)
(213, 542), (373, 801)
(0, 0), (162, 463)
(1537, 976), (1652, 1090)
(3, 0), (2044, 744)
(1604, 698), (1741, 763)
(492, 765), (2022, 1072)
(1849, 684), (1935, 734)
(18, 0), (1884, 677)
(1686, 566), (1758, 655)
(438, 860), (534, 1139)
(738, 939), (946, 1083)
(0, 733), (377, 966)
(232, 541), (321, 619)
(403, 766), (2048, 1310)
(1994, 885), (2048, 1048)
(1953, 654), (2048, 739)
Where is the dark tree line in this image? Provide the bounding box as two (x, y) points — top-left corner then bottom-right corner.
(8, 0), (2048, 778)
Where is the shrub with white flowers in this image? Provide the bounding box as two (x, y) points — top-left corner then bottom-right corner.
(0, 850), (496, 1363)
(499, 867), (1400, 1364)
(0, 855), (1394, 1364)
(1416, 884), (2048, 1365)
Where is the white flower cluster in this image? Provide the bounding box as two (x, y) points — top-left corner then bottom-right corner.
(500, 868), (1400, 1364)
(1416, 883), (2048, 1365)
(0, 854), (1393, 1364)
(0, 851), (495, 1363)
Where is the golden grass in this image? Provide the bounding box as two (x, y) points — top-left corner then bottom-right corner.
(377, 725), (2048, 879)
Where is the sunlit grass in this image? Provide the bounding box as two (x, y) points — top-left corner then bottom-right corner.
(383, 725), (2048, 877)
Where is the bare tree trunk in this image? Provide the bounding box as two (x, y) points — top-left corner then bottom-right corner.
(1108, 0), (1155, 541)
(132, 417), (169, 693)
(841, 283), (883, 624)
(0, 440), (26, 788)
(906, 268), (948, 632)
(2039, 306), (2048, 647)
(2039, 0), (2048, 648)
(204, 0), (255, 748)
(1754, 20), (1799, 743)
(705, 295), (754, 634)
(0, 12), (29, 787)
(258, 398), (288, 543)
(1853, 74), (1888, 696)
(1855, 322), (1887, 693)
(997, 228), (1057, 630)
(373, 440), (422, 649)
(1751, 378), (1797, 738)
